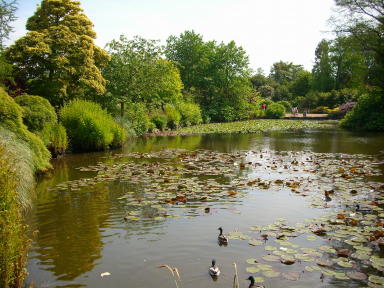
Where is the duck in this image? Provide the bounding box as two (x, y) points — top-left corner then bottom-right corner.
(246, 276), (265, 288)
(355, 204), (373, 214)
(208, 259), (220, 276)
(218, 227), (228, 245)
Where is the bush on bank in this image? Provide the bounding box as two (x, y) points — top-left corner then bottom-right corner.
(60, 100), (126, 151)
(266, 103), (286, 119)
(15, 94), (68, 156)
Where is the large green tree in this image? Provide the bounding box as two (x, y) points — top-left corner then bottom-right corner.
(334, 0), (384, 88)
(165, 30), (252, 122)
(5, 0), (109, 107)
(0, 0), (17, 49)
(312, 39), (334, 92)
(103, 35), (183, 115)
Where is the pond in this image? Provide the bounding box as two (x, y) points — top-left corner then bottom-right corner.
(26, 129), (384, 288)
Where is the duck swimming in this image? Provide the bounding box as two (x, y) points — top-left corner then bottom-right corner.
(246, 276), (265, 288)
(208, 259), (220, 276)
(218, 227), (228, 245)
(355, 204), (373, 214)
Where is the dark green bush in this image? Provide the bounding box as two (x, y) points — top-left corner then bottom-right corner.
(0, 145), (28, 288)
(177, 102), (202, 126)
(60, 100), (126, 151)
(151, 112), (168, 131)
(15, 94), (57, 132)
(165, 104), (181, 129)
(341, 90), (384, 131)
(15, 94), (68, 156)
(0, 88), (51, 172)
(266, 103), (286, 119)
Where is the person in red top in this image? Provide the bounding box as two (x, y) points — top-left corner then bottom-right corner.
(261, 103), (266, 110)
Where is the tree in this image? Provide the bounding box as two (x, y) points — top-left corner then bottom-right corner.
(312, 39), (334, 92)
(103, 35), (183, 115)
(0, 0), (17, 49)
(289, 71), (312, 97)
(269, 61), (305, 86)
(330, 36), (368, 89)
(333, 0), (384, 88)
(165, 30), (211, 92)
(5, 0), (109, 107)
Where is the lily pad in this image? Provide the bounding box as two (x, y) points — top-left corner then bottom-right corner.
(263, 270), (281, 278)
(248, 240), (263, 246)
(246, 266), (260, 273)
(347, 271), (367, 281)
(246, 258), (258, 264)
(282, 272), (300, 281)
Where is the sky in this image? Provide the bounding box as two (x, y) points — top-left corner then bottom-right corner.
(7, 0), (336, 74)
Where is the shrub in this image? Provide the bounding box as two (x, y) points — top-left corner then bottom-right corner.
(165, 104), (181, 129)
(254, 109), (266, 118)
(151, 112), (168, 131)
(123, 103), (151, 136)
(15, 94), (57, 132)
(0, 144), (29, 288)
(255, 97), (274, 110)
(41, 123), (68, 156)
(60, 100), (126, 151)
(0, 88), (51, 172)
(277, 100), (292, 111)
(341, 90), (384, 131)
(266, 103), (286, 119)
(310, 106), (331, 114)
(15, 94), (68, 156)
(177, 102), (203, 126)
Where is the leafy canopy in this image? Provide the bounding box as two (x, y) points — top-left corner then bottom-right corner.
(6, 0), (110, 107)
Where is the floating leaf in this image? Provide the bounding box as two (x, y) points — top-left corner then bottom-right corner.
(265, 246), (277, 251)
(246, 258), (258, 264)
(263, 270), (281, 278)
(262, 255), (280, 262)
(246, 266), (260, 273)
(347, 271), (367, 281)
(248, 240), (263, 246)
(282, 272), (300, 281)
(337, 261), (353, 268)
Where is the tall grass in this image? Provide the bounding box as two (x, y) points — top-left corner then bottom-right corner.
(0, 144), (29, 288)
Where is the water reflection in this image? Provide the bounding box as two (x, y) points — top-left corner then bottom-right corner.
(26, 130), (384, 288)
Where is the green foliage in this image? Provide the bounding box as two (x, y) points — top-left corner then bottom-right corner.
(41, 123), (68, 156)
(265, 103), (286, 119)
(15, 94), (68, 156)
(104, 35), (183, 113)
(277, 100), (292, 111)
(5, 0), (110, 107)
(177, 102), (202, 126)
(0, 144), (28, 288)
(176, 119), (336, 135)
(60, 100), (126, 151)
(0, 87), (51, 172)
(312, 39), (334, 92)
(166, 30), (252, 122)
(0, 0), (18, 49)
(165, 104), (181, 129)
(151, 112), (168, 131)
(341, 89), (384, 131)
(269, 61), (305, 86)
(15, 94), (57, 132)
(119, 103), (151, 136)
(310, 106), (331, 114)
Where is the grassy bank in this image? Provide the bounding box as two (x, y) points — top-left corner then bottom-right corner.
(150, 119), (339, 136)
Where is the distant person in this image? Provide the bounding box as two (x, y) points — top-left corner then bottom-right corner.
(291, 107), (298, 117)
(261, 103), (267, 110)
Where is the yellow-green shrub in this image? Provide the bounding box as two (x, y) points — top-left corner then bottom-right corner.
(266, 103), (286, 119)
(177, 102), (202, 126)
(164, 104), (181, 129)
(60, 100), (126, 151)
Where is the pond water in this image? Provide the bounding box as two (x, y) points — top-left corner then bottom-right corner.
(26, 129), (384, 288)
